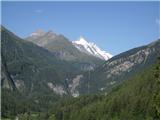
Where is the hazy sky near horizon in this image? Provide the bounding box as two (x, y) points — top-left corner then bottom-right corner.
(2, 1), (160, 55)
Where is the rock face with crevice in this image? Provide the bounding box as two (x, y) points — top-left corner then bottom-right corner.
(1, 26), (83, 97)
(69, 75), (83, 97)
(1, 54), (16, 91)
(1, 26), (160, 98)
(79, 40), (160, 94)
(47, 82), (67, 96)
(103, 47), (155, 78)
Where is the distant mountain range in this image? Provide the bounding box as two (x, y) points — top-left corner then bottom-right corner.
(1, 26), (105, 98)
(26, 30), (112, 61)
(1, 26), (160, 119)
(2, 26), (160, 96)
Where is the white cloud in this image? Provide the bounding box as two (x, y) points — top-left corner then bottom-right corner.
(35, 9), (43, 13)
(156, 18), (160, 25)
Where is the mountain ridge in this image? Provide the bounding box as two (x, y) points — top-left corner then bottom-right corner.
(72, 36), (112, 60)
(26, 30), (112, 61)
(78, 39), (160, 94)
(1, 26), (160, 119)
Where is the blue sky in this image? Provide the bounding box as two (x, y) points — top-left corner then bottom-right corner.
(2, 1), (160, 55)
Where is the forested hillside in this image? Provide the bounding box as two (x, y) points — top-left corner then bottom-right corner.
(53, 57), (160, 120)
(1, 26), (160, 120)
(13, 57), (160, 120)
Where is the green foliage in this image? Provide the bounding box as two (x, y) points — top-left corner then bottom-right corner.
(53, 59), (160, 120)
(1, 26), (102, 119)
(1, 27), (160, 120)
(79, 39), (160, 95)
(1, 26), (73, 119)
(153, 57), (160, 118)
(1, 89), (37, 118)
(1, 88), (60, 119)
(1, 26), (86, 90)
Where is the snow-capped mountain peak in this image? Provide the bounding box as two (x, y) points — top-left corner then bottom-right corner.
(72, 36), (112, 60)
(75, 36), (89, 45)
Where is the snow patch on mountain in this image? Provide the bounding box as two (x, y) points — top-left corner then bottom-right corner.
(29, 29), (46, 38)
(72, 36), (112, 60)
